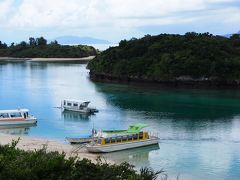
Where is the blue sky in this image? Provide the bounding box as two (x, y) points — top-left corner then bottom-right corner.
(0, 0), (239, 44)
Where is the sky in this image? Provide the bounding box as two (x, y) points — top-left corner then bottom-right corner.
(0, 0), (240, 44)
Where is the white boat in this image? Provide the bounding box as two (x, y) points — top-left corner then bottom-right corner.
(61, 99), (98, 113)
(0, 109), (37, 126)
(86, 131), (159, 153)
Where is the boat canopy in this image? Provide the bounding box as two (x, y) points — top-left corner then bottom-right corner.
(102, 123), (148, 134)
(0, 109), (29, 114)
(126, 123), (148, 133)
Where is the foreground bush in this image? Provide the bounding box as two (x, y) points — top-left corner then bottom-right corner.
(0, 140), (162, 180)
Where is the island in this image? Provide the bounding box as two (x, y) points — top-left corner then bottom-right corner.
(0, 37), (97, 59)
(87, 32), (240, 87)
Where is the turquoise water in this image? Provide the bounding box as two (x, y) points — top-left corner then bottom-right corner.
(0, 61), (240, 180)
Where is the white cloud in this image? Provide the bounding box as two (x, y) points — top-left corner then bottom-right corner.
(2, 0), (238, 29)
(0, 0), (239, 42)
(0, 0), (14, 21)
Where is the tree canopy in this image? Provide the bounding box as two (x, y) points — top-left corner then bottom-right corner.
(87, 33), (240, 83)
(0, 141), (162, 180)
(0, 37), (97, 58)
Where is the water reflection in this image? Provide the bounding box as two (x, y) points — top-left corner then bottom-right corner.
(93, 83), (240, 121)
(0, 124), (36, 135)
(62, 111), (92, 121)
(102, 144), (160, 168)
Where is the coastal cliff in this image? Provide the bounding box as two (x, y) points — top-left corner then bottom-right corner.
(87, 33), (240, 87)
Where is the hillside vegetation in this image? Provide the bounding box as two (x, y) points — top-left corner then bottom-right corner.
(0, 37), (97, 58)
(87, 33), (240, 85)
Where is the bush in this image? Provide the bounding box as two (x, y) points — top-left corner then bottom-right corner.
(0, 140), (162, 180)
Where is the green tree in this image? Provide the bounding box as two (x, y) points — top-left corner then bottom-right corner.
(29, 37), (37, 46)
(0, 41), (7, 49)
(36, 37), (47, 46)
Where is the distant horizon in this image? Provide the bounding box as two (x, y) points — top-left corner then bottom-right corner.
(1, 30), (240, 46)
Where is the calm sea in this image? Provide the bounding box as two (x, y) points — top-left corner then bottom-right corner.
(0, 61), (239, 180)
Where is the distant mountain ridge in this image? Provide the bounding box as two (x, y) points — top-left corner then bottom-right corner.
(53, 36), (111, 45)
(224, 30), (240, 38)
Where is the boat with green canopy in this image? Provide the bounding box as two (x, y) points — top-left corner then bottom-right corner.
(66, 123), (149, 144)
(98, 123), (148, 138)
(86, 123), (159, 153)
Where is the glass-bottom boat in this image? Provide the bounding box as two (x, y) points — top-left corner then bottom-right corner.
(0, 109), (37, 126)
(66, 123), (150, 144)
(86, 131), (159, 153)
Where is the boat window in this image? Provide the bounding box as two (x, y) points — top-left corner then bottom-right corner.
(116, 137), (121, 142)
(139, 132), (143, 139)
(122, 136), (127, 142)
(67, 103), (72, 106)
(127, 135), (133, 141)
(73, 103), (78, 107)
(10, 112), (22, 118)
(133, 134), (138, 140)
(64, 101), (66, 105)
(98, 139), (102, 144)
(0, 113), (9, 118)
(105, 138), (110, 144)
(111, 138), (116, 143)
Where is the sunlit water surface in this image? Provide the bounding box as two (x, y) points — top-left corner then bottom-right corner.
(0, 61), (240, 180)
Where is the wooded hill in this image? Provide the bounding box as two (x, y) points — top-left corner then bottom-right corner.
(87, 33), (240, 86)
(0, 37), (97, 58)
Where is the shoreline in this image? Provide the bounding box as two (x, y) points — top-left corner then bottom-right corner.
(89, 73), (240, 88)
(0, 56), (95, 62)
(0, 133), (107, 163)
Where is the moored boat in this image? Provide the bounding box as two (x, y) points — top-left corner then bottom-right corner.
(66, 123), (148, 144)
(61, 99), (98, 113)
(0, 109), (37, 126)
(66, 135), (98, 144)
(97, 123), (148, 138)
(86, 131), (159, 153)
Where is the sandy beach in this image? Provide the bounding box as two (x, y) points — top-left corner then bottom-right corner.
(0, 56), (95, 62)
(30, 56), (95, 62)
(0, 133), (102, 162)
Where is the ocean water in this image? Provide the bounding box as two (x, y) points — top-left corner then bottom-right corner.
(0, 61), (240, 180)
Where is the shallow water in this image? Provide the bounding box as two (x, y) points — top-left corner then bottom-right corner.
(0, 61), (240, 180)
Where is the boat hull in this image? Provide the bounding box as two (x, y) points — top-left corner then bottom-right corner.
(63, 107), (91, 113)
(86, 138), (159, 153)
(0, 118), (37, 126)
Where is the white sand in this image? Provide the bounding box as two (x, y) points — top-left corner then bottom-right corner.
(0, 133), (103, 162)
(0, 56), (95, 62)
(29, 56), (95, 62)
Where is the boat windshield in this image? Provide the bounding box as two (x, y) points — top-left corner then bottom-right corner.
(80, 102), (90, 107)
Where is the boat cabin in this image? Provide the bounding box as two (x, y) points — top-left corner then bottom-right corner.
(96, 131), (150, 145)
(62, 99), (90, 109)
(61, 99), (98, 113)
(0, 109), (30, 120)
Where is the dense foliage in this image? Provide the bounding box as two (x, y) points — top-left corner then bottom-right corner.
(0, 140), (162, 180)
(88, 33), (240, 82)
(0, 37), (97, 58)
